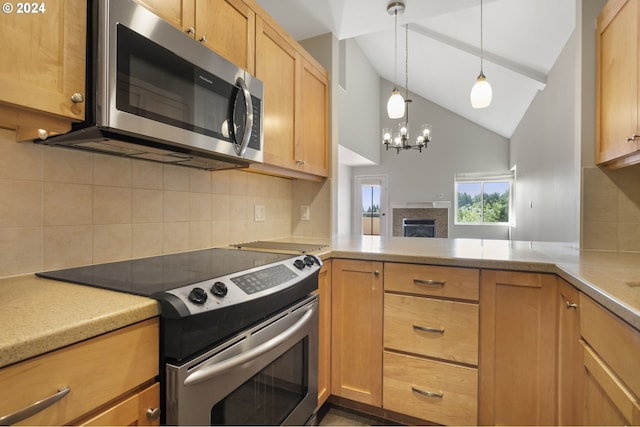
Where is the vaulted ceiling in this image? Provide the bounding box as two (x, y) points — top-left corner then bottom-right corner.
(254, 0), (576, 139)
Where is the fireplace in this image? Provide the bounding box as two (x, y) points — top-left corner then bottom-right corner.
(391, 202), (450, 238)
(403, 218), (436, 237)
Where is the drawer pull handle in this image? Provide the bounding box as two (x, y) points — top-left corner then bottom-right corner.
(413, 279), (445, 287)
(413, 324), (445, 334)
(411, 386), (443, 399)
(565, 301), (577, 309)
(0, 386), (70, 426)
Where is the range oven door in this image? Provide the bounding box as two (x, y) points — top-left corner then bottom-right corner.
(166, 295), (319, 426)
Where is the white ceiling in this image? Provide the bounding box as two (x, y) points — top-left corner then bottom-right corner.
(254, 0), (576, 139)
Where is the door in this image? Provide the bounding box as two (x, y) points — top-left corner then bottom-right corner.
(354, 175), (388, 236)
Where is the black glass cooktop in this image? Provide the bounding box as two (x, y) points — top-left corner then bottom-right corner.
(36, 248), (294, 296)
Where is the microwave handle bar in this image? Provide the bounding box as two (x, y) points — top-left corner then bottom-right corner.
(183, 307), (314, 387)
(234, 77), (253, 157)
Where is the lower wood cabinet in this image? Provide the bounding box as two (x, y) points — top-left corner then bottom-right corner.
(0, 318), (159, 426)
(330, 259), (383, 407)
(383, 263), (479, 425)
(580, 292), (640, 425)
(383, 351), (478, 426)
(479, 270), (558, 426)
(557, 278), (583, 425)
(317, 260), (332, 408)
(81, 382), (160, 426)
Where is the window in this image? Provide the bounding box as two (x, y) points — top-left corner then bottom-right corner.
(455, 171), (514, 225)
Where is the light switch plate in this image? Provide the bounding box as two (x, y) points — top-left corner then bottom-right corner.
(255, 205), (266, 222)
(301, 205), (310, 221)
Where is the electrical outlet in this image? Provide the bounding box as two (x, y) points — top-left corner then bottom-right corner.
(301, 205), (310, 221)
(254, 205), (266, 222)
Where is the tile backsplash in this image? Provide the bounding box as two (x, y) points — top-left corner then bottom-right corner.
(0, 128), (330, 278)
(582, 165), (640, 252)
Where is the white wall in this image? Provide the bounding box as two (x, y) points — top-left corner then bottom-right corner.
(338, 39), (382, 164)
(352, 79), (510, 240)
(509, 31), (579, 243)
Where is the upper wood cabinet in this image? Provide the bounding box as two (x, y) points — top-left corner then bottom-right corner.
(135, 0), (330, 180)
(0, 0), (86, 136)
(134, 0), (255, 72)
(479, 270), (558, 426)
(596, 0), (640, 168)
(254, 17), (329, 179)
(331, 259), (383, 407)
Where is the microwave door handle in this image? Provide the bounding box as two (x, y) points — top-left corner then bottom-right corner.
(183, 307), (314, 387)
(233, 76), (253, 157)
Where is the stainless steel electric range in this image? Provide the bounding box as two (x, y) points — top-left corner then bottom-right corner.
(37, 248), (322, 426)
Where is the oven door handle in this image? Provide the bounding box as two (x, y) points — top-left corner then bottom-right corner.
(183, 307), (314, 387)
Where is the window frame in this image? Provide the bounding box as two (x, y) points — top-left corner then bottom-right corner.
(454, 171), (514, 226)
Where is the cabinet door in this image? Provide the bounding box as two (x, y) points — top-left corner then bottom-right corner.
(0, 0), (85, 122)
(81, 382), (160, 426)
(582, 344), (640, 425)
(255, 17), (298, 171)
(557, 279), (583, 426)
(479, 270), (558, 426)
(133, 0), (194, 33)
(317, 260), (332, 408)
(596, 0), (640, 165)
(195, 0), (255, 73)
(331, 259), (383, 406)
(298, 58), (329, 177)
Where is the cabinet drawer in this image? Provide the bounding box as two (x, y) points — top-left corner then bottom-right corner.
(384, 263), (479, 301)
(383, 351), (478, 426)
(384, 294), (478, 365)
(580, 293), (640, 398)
(0, 318), (158, 426)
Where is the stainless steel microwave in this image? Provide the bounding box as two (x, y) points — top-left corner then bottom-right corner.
(37, 0), (263, 170)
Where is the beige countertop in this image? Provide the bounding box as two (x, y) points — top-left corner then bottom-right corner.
(0, 275), (159, 369)
(2, 236), (639, 369)
(324, 236), (640, 331)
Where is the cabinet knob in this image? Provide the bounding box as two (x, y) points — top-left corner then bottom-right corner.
(373, 270), (380, 276)
(199, 35), (208, 43)
(70, 93), (84, 104)
(146, 407), (161, 421)
(185, 26), (195, 35)
(565, 301), (577, 309)
(37, 129), (48, 140)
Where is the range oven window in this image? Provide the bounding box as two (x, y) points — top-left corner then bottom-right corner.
(210, 338), (308, 425)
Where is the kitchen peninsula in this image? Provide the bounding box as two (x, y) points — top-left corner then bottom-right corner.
(2, 236), (640, 425)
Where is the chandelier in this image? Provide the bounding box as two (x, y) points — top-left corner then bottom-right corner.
(382, 1), (432, 154)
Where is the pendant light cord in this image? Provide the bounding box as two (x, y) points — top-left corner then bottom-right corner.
(480, 0), (484, 74)
(405, 23), (409, 100)
(394, 10), (398, 88)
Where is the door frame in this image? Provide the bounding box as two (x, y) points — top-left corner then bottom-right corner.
(353, 175), (388, 237)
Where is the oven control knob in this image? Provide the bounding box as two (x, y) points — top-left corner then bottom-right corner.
(304, 256), (316, 267)
(188, 287), (208, 304)
(211, 281), (228, 297)
(293, 259), (306, 270)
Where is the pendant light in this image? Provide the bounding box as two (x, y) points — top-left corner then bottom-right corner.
(470, 0), (492, 109)
(387, 1), (406, 119)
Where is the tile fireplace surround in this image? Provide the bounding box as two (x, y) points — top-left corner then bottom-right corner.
(391, 201), (450, 238)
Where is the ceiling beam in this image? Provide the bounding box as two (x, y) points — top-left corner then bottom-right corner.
(410, 23), (547, 90)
